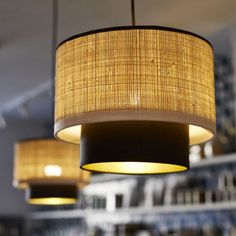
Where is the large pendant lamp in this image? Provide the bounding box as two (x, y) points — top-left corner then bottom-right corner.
(54, 2), (215, 174)
(13, 139), (90, 205)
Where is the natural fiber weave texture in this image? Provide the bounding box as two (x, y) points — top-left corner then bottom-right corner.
(55, 27), (215, 144)
(13, 139), (90, 189)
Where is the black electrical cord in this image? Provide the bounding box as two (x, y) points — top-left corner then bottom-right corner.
(131, 0), (136, 26)
(50, 0), (58, 129)
(51, 0), (58, 81)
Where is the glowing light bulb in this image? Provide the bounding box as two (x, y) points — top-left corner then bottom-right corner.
(44, 165), (62, 177)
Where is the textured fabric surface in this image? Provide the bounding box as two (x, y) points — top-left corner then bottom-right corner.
(13, 139), (90, 189)
(55, 27), (215, 144)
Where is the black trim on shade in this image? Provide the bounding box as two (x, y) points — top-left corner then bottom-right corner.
(80, 121), (189, 175)
(26, 184), (77, 203)
(57, 25), (213, 49)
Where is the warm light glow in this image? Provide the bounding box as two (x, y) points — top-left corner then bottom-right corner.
(28, 197), (77, 205)
(82, 162), (187, 174)
(55, 27), (216, 146)
(57, 124), (213, 146)
(57, 125), (81, 144)
(14, 139), (90, 189)
(54, 26), (216, 175)
(44, 165), (62, 177)
(189, 125), (213, 145)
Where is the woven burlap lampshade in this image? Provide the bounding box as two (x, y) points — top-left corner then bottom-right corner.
(13, 139), (90, 205)
(54, 26), (216, 174)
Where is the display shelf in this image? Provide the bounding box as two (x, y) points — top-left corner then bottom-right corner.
(30, 201), (236, 223)
(191, 153), (236, 168)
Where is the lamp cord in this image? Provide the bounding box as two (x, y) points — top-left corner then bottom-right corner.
(49, 0), (58, 134)
(51, 0), (58, 81)
(131, 0), (136, 26)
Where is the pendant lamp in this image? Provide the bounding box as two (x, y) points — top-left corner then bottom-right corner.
(54, 3), (215, 174)
(13, 139), (90, 205)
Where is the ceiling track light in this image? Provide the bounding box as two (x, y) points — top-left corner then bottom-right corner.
(0, 115), (7, 129)
(54, 0), (216, 174)
(18, 104), (30, 118)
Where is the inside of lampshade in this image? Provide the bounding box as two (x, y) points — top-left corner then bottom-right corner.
(56, 123), (214, 146)
(57, 125), (81, 144)
(26, 183), (78, 205)
(80, 121), (190, 174)
(189, 125), (214, 145)
(82, 162), (187, 174)
(28, 197), (76, 205)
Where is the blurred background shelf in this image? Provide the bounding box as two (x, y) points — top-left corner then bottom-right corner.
(30, 201), (236, 221)
(30, 152), (236, 224)
(191, 153), (236, 168)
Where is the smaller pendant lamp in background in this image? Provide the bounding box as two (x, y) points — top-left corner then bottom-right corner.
(13, 139), (90, 205)
(54, 1), (216, 174)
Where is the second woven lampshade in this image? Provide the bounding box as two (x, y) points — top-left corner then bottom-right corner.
(13, 139), (90, 205)
(54, 26), (216, 174)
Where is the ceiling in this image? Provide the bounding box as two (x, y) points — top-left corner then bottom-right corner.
(0, 0), (235, 124)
